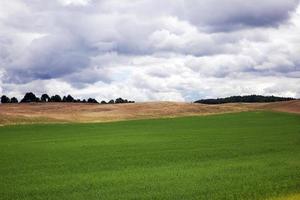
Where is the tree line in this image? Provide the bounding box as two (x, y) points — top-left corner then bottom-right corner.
(1, 92), (135, 104)
(194, 95), (295, 104)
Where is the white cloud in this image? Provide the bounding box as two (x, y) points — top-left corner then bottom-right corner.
(0, 0), (300, 101)
(58, 0), (91, 6)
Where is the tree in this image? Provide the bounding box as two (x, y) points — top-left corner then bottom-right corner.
(108, 99), (114, 104)
(62, 96), (67, 102)
(101, 100), (107, 104)
(41, 94), (50, 102)
(10, 97), (18, 103)
(20, 92), (38, 103)
(115, 98), (124, 104)
(115, 98), (131, 104)
(1, 95), (10, 103)
(65, 95), (74, 102)
(194, 95), (295, 104)
(50, 95), (62, 102)
(87, 98), (98, 104)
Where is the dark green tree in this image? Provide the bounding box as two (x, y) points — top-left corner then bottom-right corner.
(87, 98), (98, 104)
(108, 99), (114, 104)
(194, 95), (295, 104)
(10, 97), (18, 103)
(115, 98), (125, 104)
(1, 95), (10, 103)
(20, 92), (39, 103)
(65, 95), (74, 102)
(41, 94), (50, 102)
(50, 95), (62, 102)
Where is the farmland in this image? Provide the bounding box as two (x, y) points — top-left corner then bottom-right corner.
(0, 111), (299, 200)
(0, 100), (299, 126)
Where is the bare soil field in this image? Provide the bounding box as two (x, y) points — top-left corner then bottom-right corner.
(0, 100), (299, 125)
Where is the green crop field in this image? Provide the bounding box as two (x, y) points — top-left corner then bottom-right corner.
(0, 111), (300, 200)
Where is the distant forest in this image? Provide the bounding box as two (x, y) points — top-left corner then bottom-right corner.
(194, 95), (295, 104)
(0, 92), (135, 104)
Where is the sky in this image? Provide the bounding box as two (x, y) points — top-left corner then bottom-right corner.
(0, 0), (300, 102)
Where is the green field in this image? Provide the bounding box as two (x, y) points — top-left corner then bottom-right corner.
(0, 112), (300, 200)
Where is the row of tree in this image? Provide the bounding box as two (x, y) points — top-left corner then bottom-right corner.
(0, 95), (18, 104)
(194, 95), (295, 104)
(1, 92), (135, 104)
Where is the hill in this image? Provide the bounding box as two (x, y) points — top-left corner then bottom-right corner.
(0, 100), (299, 126)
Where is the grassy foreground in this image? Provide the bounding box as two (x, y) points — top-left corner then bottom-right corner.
(0, 112), (299, 200)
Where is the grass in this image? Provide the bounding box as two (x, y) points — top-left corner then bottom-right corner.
(0, 114), (61, 126)
(268, 194), (300, 200)
(0, 111), (299, 200)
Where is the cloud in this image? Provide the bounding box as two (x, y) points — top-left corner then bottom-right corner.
(183, 0), (300, 31)
(58, 0), (91, 6)
(4, 34), (91, 83)
(0, 0), (300, 101)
